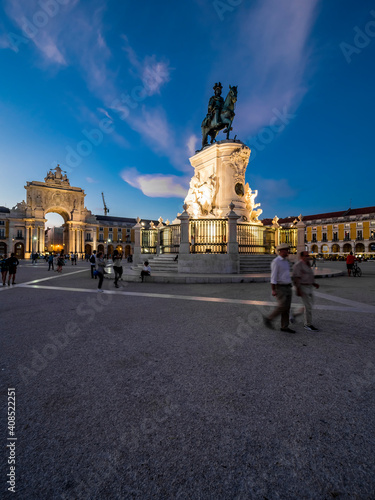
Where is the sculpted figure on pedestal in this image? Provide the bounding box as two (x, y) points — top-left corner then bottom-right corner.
(201, 83), (238, 148)
(184, 172), (217, 217)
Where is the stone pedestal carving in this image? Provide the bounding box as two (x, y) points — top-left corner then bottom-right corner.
(185, 141), (262, 223)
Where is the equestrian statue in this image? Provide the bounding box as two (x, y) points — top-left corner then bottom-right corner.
(201, 82), (237, 149)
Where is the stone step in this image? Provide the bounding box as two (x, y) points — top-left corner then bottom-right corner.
(239, 255), (276, 274)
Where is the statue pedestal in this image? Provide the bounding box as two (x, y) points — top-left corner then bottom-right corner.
(186, 140), (256, 221)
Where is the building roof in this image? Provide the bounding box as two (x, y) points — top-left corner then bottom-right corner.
(95, 215), (138, 223)
(262, 206), (375, 226)
(0, 206), (10, 213)
(94, 215), (159, 225)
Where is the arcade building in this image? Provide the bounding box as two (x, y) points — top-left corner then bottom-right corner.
(0, 166), (374, 260)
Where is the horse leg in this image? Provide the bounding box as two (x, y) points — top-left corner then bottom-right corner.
(201, 127), (208, 148)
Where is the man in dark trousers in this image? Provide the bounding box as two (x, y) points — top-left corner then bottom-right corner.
(90, 251), (97, 279)
(264, 243), (295, 333)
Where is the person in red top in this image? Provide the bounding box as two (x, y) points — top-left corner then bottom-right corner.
(346, 251), (356, 277)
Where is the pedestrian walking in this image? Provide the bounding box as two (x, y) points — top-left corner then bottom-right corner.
(70, 252), (75, 265)
(56, 254), (65, 273)
(292, 251), (320, 331)
(263, 243), (295, 333)
(96, 251), (105, 292)
(311, 255), (317, 268)
(47, 254), (54, 271)
(74, 253), (78, 265)
(346, 251), (355, 277)
(0, 254), (8, 286)
(90, 251), (97, 279)
(6, 253), (19, 286)
(113, 249), (123, 288)
(140, 260), (151, 282)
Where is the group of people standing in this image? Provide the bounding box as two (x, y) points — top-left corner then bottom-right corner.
(0, 253), (19, 286)
(89, 250), (124, 292)
(264, 244), (320, 333)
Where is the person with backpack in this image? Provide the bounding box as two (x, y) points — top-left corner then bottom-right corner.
(90, 251), (97, 279)
(47, 253), (54, 271)
(6, 253), (19, 285)
(0, 254), (8, 286)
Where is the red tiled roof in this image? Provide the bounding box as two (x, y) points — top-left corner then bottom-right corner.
(262, 206), (375, 225)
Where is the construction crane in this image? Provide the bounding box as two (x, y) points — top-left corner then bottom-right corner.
(101, 192), (109, 216)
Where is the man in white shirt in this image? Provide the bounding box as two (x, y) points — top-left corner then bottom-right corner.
(264, 243), (296, 333)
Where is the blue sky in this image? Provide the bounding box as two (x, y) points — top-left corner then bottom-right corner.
(0, 0), (374, 227)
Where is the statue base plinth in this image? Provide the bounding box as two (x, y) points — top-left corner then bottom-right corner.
(184, 141), (261, 222)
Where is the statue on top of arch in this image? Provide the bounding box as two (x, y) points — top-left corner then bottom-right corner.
(45, 164), (70, 185)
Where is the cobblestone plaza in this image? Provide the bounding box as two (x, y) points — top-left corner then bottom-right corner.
(1, 260), (375, 498)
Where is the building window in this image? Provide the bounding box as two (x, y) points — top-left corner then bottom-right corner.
(357, 230), (363, 240)
(99, 234), (104, 242)
(17, 230), (22, 238)
(0, 221), (4, 225)
(99, 227), (103, 231)
(109, 228), (113, 232)
(333, 232), (338, 241)
(322, 233), (327, 242)
(0, 229), (4, 238)
(312, 234), (317, 242)
(344, 231), (350, 241)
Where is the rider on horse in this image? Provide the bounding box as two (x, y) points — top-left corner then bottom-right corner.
(203, 82), (224, 129)
(201, 83), (237, 148)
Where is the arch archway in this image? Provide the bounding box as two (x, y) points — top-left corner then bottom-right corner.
(343, 243), (352, 253)
(25, 166), (88, 258)
(321, 244), (329, 254)
(311, 244), (318, 254)
(355, 243), (365, 253)
(0, 242), (7, 256)
(97, 244), (105, 254)
(332, 244), (340, 253)
(85, 244), (92, 256)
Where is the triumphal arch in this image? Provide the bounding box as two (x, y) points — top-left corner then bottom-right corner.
(24, 166), (96, 257)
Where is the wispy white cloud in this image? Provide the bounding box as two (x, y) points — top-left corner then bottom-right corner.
(186, 134), (199, 156)
(121, 168), (188, 198)
(86, 177), (97, 183)
(129, 106), (190, 172)
(212, 0), (319, 135)
(121, 35), (172, 95)
(2, 0), (78, 64)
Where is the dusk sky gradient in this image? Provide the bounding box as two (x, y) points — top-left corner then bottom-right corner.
(0, 0), (374, 227)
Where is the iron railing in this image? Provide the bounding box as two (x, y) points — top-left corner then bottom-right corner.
(278, 228), (297, 254)
(160, 225), (180, 253)
(237, 223), (266, 254)
(190, 219), (227, 254)
(141, 229), (157, 254)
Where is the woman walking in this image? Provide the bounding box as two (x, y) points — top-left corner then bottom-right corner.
(56, 254), (65, 273)
(113, 249), (123, 288)
(96, 251), (105, 292)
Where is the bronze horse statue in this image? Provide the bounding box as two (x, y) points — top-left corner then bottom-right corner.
(201, 85), (237, 148)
